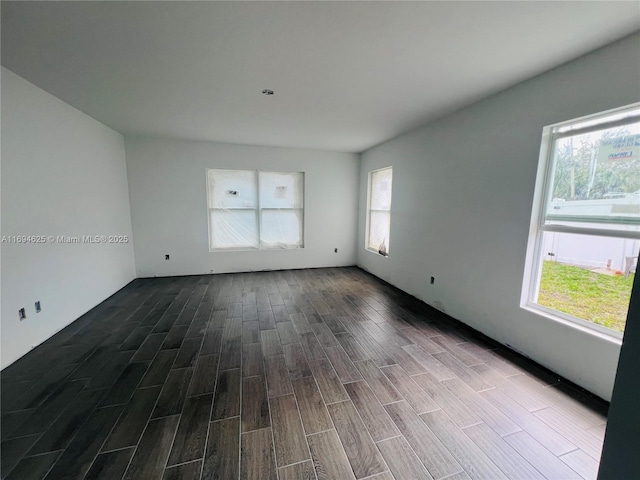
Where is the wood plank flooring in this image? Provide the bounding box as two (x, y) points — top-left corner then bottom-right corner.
(1, 267), (609, 480)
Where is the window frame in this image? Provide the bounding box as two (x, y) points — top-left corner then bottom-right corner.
(521, 103), (640, 340)
(365, 166), (393, 257)
(206, 168), (305, 252)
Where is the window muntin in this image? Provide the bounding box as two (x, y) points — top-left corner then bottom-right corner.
(524, 104), (640, 337)
(366, 167), (393, 255)
(207, 169), (304, 250)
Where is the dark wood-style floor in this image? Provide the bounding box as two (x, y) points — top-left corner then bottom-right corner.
(1, 267), (608, 480)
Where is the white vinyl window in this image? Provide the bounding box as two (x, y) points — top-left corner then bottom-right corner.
(522, 104), (640, 337)
(207, 169), (304, 250)
(366, 167), (393, 256)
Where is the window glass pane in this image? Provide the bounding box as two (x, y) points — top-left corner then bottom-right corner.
(261, 209), (303, 248)
(368, 210), (390, 253)
(536, 231), (638, 333)
(371, 168), (393, 210)
(207, 168), (303, 250)
(210, 209), (258, 249)
(545, 121), (640, 228)
(526, 105), (640, 337)
(208, 169), (257, 209)
(259, 171), (304, 209)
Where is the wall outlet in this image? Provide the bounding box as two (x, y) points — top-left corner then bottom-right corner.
(35, 301), (41, 313)
(19, 308), (26, 320)
(165, 254), (170, 260)
(430, 276), (435, 285)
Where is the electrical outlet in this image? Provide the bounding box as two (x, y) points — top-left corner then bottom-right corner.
(35, 301), (41, 313)
(19, 308), (26, 320)
(165, 254), (170, 260)
(430, 276), (435, 285)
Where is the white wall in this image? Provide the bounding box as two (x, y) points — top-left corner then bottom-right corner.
(125, 137), (358, 277)
(357, 33), (640, 400)
(1, 67), (136, 369)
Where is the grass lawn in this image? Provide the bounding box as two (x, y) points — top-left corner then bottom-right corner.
(538, 260), (635, 333)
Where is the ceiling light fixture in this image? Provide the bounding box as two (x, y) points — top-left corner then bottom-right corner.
(262, 89), (274, 96)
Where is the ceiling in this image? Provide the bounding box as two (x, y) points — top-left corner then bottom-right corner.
(2, 1), (639, 153)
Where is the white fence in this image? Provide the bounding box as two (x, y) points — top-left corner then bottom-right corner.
(542, 231), (639, 272)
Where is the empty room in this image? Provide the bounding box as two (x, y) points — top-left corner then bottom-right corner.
(2, 2), (640, 479)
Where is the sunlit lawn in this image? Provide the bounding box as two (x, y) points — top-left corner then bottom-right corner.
(538, 260), (635, 333)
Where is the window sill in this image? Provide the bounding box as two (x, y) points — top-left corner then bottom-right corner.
(521, 303), (623, 344)
(365, 247), (390, 258)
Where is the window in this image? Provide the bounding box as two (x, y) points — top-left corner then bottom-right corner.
(207, 169), (304, 250)
(366, 167), (393, 256)
(523, 104), (640, 337)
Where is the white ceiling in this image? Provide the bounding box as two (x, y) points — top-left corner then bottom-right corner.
(2, 1), (639, 153)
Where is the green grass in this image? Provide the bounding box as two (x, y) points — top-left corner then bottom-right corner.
(538, 261), (634, 333)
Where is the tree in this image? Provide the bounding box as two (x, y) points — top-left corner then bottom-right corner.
(552, 127), (640, 201)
